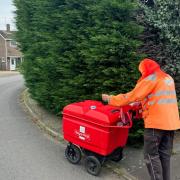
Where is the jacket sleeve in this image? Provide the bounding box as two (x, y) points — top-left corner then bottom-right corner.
(109, 74), (157, 107)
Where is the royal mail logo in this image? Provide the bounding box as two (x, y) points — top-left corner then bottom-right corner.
(74, 126), (90, 141)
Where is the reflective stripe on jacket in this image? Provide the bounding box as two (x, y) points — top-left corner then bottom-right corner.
(109, 70), (180, 130)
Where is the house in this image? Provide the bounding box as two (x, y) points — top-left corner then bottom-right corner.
(0, 24), (23, 71)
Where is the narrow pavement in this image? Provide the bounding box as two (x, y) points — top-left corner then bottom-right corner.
(0, 74), (124, 180)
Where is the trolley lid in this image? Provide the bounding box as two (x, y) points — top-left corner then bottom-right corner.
(63, 100), (125, 126)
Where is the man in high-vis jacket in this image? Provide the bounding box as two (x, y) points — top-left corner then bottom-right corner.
(102, 58), (180, 180)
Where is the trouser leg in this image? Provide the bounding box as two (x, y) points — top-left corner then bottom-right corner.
(144, 128), (163, 180)
(160, 155), (170, 180)
(159, 131), (174, 180)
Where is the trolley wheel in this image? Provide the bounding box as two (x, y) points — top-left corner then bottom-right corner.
(65, 144), (81, 164)
(85, 156), (101, 176)
(111, 148), (123, 162)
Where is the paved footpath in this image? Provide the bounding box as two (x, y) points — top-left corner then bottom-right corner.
(0, 70), (19, 77)
(22, 88), (180, 180)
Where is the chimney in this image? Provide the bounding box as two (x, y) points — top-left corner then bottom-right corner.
(6, 24), (10, 32)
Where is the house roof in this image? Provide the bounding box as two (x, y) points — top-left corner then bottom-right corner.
(0, 30), (16, 40)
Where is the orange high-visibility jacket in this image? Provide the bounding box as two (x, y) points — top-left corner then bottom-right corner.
(109, 59), (180, 130)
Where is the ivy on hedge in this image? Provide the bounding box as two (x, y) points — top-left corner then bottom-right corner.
(141, 0), (180, 99)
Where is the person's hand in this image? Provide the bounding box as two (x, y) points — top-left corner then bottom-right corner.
(102, 94), (110, 102)
(129, 102), (141, 107)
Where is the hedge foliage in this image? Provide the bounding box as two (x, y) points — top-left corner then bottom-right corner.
(14, 0), (143, 114)
(140, 0), (180, 99)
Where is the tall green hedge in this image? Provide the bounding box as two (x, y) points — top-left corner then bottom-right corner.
(14, 0), (143, 113)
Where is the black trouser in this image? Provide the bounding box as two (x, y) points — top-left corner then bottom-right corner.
(144, 128), (174, 180)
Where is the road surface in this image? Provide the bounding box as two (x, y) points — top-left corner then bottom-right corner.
(0, 73), (123, 180)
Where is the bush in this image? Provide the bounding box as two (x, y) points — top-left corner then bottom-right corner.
(14, 0), (143, 113)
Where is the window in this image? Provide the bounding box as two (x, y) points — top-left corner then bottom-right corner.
(11, 59), (15, 65)
(10, 40), (17, 47)
(1, 57), (5, 62)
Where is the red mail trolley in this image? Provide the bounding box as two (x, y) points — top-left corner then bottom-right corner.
(62, 100), (133, 176)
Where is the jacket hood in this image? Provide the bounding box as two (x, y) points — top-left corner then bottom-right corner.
(138, 58), (161, 82)
(139, 58), (160, 76)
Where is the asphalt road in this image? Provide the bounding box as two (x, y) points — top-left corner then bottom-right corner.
(0, 74), (122, 180)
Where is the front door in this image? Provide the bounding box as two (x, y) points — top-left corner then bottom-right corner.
(10, 58), (16, 71)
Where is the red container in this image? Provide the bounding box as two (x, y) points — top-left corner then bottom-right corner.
(62, 100), (132, 156)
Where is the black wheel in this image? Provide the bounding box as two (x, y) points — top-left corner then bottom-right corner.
(65, 144), (81, 164)
(111, 148), (123, 162)
(85, 156), (101, 176)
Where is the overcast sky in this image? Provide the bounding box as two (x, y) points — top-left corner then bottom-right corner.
(0, 0), (16, 30)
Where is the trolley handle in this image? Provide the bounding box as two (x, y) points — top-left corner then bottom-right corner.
(111, 109), (120, 113)
(63, 112), (132, 129)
